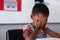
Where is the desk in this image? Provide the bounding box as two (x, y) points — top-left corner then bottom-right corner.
(36, 38), (60, 40)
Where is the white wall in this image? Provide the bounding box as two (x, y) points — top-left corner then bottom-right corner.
(0, 0), (60, 23)
(0, 23), (60, 40)
(0, 0), (34, 23)
(46, 0), (60, 23)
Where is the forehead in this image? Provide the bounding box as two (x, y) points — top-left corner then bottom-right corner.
(33, 13), (45, 17)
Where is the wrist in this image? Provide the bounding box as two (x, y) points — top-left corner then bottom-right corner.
(36, 27), (45, 30)
(45, 27), (49, 31)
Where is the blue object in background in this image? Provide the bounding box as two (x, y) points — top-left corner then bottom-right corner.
(7, 5), (10, 8)
(12, 6), (15, 8)
(6, 5), (15, 8)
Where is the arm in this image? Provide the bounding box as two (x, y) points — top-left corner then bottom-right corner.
(23, 27), (40, 40)
(45, 27), (60, 38)
(23, 17), (48, 40)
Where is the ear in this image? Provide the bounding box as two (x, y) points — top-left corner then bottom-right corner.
(31, 14), (34, 20)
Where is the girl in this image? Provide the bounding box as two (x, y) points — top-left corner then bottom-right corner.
(23, 0), (60, 40)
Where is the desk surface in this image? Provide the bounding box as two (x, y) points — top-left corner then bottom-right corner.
(36, 38), (60, 40)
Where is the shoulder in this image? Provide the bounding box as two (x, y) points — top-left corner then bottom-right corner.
(23, 24), (32, 32)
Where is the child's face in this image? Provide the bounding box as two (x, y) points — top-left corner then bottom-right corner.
(31, 13), (48, 27)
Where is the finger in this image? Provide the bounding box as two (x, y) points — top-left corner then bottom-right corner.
(38, 17), (47, 23)
(41, 17), (47, 23)
(39, 18), (47, 27)
(37, 18), (43, 23)
(42, 18), (47, 21)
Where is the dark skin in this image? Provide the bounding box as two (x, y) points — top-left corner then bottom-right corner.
(23, 13), (60, 40)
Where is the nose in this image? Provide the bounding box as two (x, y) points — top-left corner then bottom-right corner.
(37, 20), (39, 22)
(35, 16), (39, 22)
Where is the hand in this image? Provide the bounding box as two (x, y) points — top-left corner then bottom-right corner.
(35, 17), (47, 29)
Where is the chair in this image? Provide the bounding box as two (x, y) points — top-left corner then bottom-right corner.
(6, 29), (25, 40)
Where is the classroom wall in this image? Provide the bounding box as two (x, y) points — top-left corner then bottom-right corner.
(0, 23), (60, 40)
(0, 0), (60, 23)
